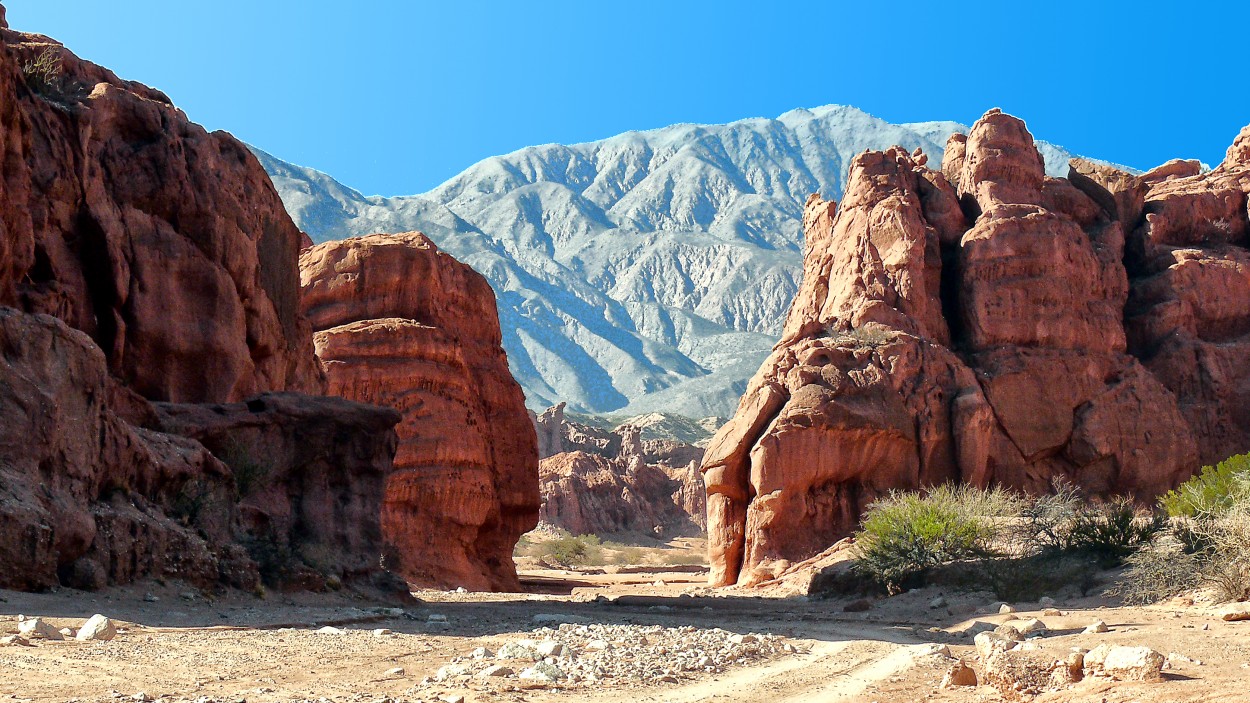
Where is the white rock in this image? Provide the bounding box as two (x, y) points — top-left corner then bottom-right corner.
(476, 665), (514, 678)
(998, 603), (1016, 614)
(470, 646), (493, 659)
(427, 613), (448, 623)
(1100, 646), (1165, 681)
(76, 615), (116, 642)
(1083, 620), (1109, 634)
(372, 628), (393, 636)
(385, 667), (405, 677)
(1220, 604), (1250, 622)
(434, 663), (471, 681)
(0, 635), (30, 647)
(58, 627), (75, 638)
(497, 642), (540, 660)
(17, 617), (62, 641)
(913, 643), (952, 658)
(519, 661), (564, 683)
(314, 626), (345, 635)
(975, 631), (1019, 661)
(440, 695), (465, 703)
(1007, 618), (1046, 635)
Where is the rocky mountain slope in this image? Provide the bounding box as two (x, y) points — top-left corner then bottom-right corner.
(256, 107), (1094, 417)
(703, 109), (1250, 587)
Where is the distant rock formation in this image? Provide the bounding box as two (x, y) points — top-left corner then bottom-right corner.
(532, 404), (707, 536)
(704, 109), (1248, 587)
(300, 232), (540, 591)
(0, 16), (399, 593)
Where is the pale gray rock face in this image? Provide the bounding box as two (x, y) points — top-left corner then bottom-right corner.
(256, 105), (1093, 415)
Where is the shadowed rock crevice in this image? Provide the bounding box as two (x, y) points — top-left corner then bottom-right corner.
(704, 109), (1248, 586)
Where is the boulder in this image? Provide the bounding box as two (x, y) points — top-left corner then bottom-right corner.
(301, 232), (539, 591)
(75, 614), (116, 642)
(1095, 645), (1165, 681)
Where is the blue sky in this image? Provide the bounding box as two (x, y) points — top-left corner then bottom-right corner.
(10, 1), (1248, 196)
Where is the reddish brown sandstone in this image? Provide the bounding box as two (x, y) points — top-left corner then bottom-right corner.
(0, 24), (322, 402)
(704, 110), (1227, 587)
(301, 232), (540, 591)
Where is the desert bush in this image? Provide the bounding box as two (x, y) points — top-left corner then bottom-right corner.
(526, 533), (605, 567)
(22, 47), (66, 97)
(852, 489), (996, 593)
(1190, 506), (1250, 602)
(1160, 453), (1250, 519)
(1109, 538), (1202, 606)
(1063, 498), (1166, 567)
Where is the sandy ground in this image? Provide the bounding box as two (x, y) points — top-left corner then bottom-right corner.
(2, 557), (1249, 702)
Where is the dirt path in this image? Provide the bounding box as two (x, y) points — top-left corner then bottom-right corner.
(3, 568), (1250, 703)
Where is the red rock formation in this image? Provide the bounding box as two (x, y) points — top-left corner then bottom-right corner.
(532, 404), (708, 534)
(0, 15), (400, 594)
(0, 308), (401, 592)
(154, 394), (402, 591)
(704, 109), (1227, 587)
(0, 23), (322, 402)
(539, 450), (702, 537)
(301, 232), (539, 591)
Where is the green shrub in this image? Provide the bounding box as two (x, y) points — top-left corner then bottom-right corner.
(1160, 453), (1250, 518)
(1063, 498), (1166, 567)
(529, 534), (604, 567)
(852, 489), (995, 593)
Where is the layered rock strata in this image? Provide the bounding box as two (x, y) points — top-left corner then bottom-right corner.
(704, 109), (1244, 586)
(532, 404), (707, 535)
(301, 232), (540, 591)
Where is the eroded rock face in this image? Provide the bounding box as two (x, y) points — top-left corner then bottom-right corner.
(0, 308), (401, 592)
(0, 16), (400, 594)
(301, 232), (539, 591)
(704, 109), (1237, 586)
(532, 404), (707, 535)
(0, 24), (322, 402)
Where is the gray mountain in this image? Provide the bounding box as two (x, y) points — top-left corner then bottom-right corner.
(255, 105), (1088, 417)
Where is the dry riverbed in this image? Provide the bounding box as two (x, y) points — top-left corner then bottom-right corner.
(2, 565), (1250, 703)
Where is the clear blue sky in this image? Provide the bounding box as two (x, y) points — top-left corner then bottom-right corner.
(9, 1), (1248, 196)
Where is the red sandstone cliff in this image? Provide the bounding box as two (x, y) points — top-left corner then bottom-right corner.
(0, 14), (399, 593)
(704, 109), (1245, 587)
(300, 232), (540, 591)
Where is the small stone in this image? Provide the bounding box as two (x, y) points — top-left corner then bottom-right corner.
(440, 696), (465, 703)
(470, 646), (493, 659)
(385, 667), (405, 676)
(315, 626), (345, 635)
(131, 693), (153, 702)
(0, 635), (30, 647)
(998, 603), (1016, 614)
(1083, 620), (1109, 634)
(476, 665), (514, 678)
(372, 628), (393, 636)
(1042, 608), (1063, 617)
(59, 628), (75, 638)
(728, 633), (757, 644)
(1038, 596), (1057, 607)
(427, 613), (448, 623)
(497, 642), (540, 661)
(1008, 618), (1046, 635)
(455, 587), (468, 594)
(76, 615), (116, 642)
(143, 593), (159, 603)
(992, 623), (1024, 640)
(1202, 623), (1210, 630)
(584, 639), (609, 651)
(653, 580), (667, 587)
(929, 596), (947, 609)
(975, 631), (1019, 661)
(914, 643), (951, 658)
(536, 640), (569, 658)
(941, 660), (978, 687)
